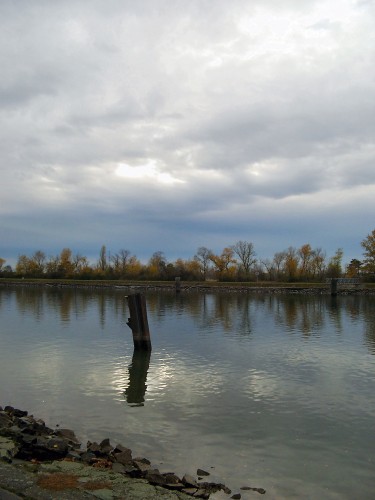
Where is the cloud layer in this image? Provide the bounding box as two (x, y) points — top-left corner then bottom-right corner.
(1, 0), (374, 264)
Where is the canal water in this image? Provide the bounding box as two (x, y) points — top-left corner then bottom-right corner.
(0, 287), (374, 499)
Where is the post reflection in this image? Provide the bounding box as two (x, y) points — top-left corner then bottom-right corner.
(125, 350), (151, 406)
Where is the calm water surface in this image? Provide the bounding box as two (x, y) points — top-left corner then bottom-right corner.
(0, 287), (374, 499)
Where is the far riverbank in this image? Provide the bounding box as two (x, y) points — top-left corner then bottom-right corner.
(1, 278), (375, 295)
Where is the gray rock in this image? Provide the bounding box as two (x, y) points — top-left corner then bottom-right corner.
(111, 462), (126, 474)
(133, 458), (152, 473)
(0, 413), (12, 428)
(55, 428), (80, 445)
(133, 456), (151, 465)
(145, 468), (167, 485)
(182, 487), (199, 495)
(14, 435), (69, 461)
(80, 451), (97, 463)
(113, 443), (129, 453)
(194, 488), (210, 499)
(124, 465), (141, 477)
(197, 468), (210, 477)
(66, 450), (82, 461)
(87, 441), (101, 454)
(99, 438), (113, 455)
(10, 409), (28, 418)
(7, 426), (22, 436)
(196, 482), (232, 496)
(14, 417), (33, 429)
(0, 437), (19, 462)
(182, 474), (198, 487)
(165, 482), (185, 490)
(113, 448), (132, 465)
(18, 434), (36, 445)
(163, 472), (181, 485)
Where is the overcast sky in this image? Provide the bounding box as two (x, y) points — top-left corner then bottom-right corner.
(1, 0), (374, 267)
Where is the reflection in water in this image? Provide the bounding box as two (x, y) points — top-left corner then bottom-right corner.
(1, 286), (375, 354)
(125, 350), (151, 406)
(1, 286), (375, 499)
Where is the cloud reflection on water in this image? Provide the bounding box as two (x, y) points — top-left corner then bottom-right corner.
(1, 287), (375, 499)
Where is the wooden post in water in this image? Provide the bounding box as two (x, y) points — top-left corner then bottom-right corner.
(175, 276), (181, 293)
(330, 278), (338, 296)
(126, 294), (152, 350)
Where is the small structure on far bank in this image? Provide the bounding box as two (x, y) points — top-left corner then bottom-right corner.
(326, 277), (362, 296)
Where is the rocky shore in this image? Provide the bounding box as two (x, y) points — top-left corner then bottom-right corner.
(0, 406), (266, 499)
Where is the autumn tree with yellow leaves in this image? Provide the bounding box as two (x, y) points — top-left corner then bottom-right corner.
(7, 229), (375, 282)
(361, 229), (375, 274)
(208, 247), (237, 281)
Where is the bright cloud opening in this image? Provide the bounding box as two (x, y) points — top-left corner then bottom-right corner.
(115, 160), (184, 185)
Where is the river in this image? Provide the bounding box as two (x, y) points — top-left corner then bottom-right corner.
(0, 286), (374, 499)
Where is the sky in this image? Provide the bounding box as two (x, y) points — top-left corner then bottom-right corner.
(1, 0), (375, 267)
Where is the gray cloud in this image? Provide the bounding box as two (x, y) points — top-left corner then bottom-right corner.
(1, 0), (374, 265)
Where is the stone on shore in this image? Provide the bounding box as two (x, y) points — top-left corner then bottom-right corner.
(197, 468), (210, 477)
(0, 437), (19, 463)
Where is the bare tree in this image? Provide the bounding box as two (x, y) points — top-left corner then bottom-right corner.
(311, 248), (326, 279)
(31, 250), (46, 275)
(73, 253), (89, 274)
(261, 258), (276, 280)
(194, 246), (212, 279)
(97, 245), (108, 272)
(111, 249), (132, 276)
(231, 241), (257, 278)
(273, 251), (287, 280)
(284, 247), (299, 281)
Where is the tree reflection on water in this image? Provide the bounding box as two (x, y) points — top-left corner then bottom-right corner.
(1, 286), (375, 354)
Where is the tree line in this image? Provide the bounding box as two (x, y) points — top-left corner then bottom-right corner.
(1, 230), (375, 282)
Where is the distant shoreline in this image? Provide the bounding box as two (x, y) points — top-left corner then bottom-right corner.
(1, 278), (374, 295)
